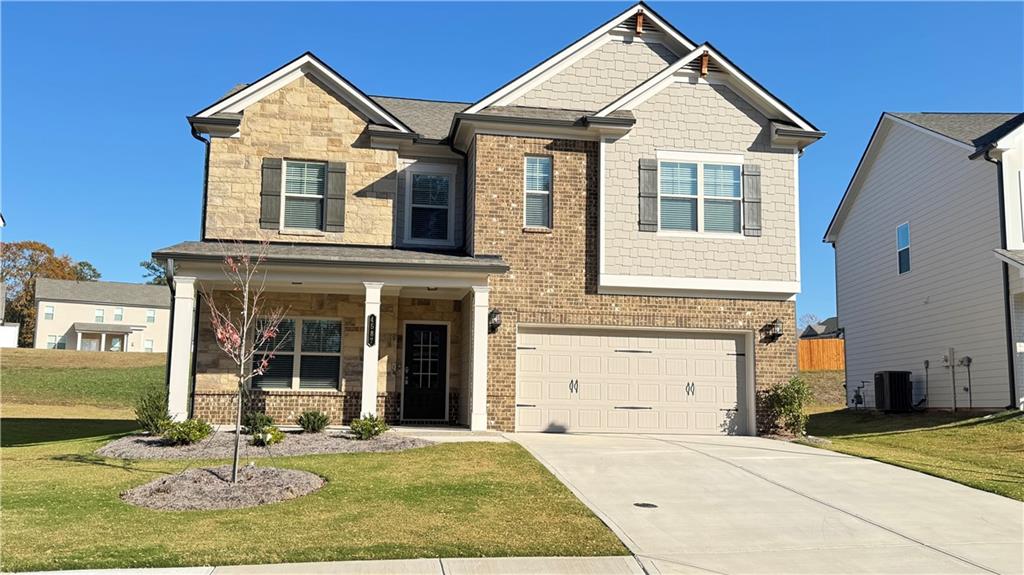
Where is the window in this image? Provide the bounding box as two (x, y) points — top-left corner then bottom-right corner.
(405, 164), (455, 244)
(282, 160), (326, 230)
(95, 308), (104, 323)
(114, 307), (124, 322)
(47, 335), (58, 349)
(897, 222), (911, 274)
(144, 339), (154, 353)
(524, 156), (552, 228)
(251, 318), (342, 390)
(658, 158), (742, 234)
(146, 309), (156, 323)
(43, 305), (54, 320)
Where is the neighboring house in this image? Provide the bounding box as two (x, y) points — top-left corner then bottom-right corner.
(33, 278), (171, 353)
(825, 112), (1024, 410)
(799, 316), (841, 339)
(156, 2), (823, 434)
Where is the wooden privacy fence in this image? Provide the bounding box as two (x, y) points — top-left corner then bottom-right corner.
(798, 339), (845, 371)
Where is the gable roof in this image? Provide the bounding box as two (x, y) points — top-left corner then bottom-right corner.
(463, 2), (696, 114)
(800, 316), (840, 339)
(35, 278), (170, 308)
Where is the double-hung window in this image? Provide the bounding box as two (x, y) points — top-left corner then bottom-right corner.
(251, 318), (342, 390)
(144, 339), (154, 353)
(146, 309), (156, 324)
(897, 223), (911, 274)
(658, 155), (743, 234)
(44, 305), (54, 320)
(405, 164), (455, 244)
(524, 156), (552, 228)
(47, 335), (58, 349)
(95, 308), (104, 323)
(114, 307), (124, 322)
(283, 160), (326, 230)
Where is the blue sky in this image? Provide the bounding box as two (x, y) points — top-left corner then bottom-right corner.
(3, 2), (1021, 317)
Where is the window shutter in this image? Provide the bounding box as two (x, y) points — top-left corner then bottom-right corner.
(742, 164), (762, 237)
(325, 162), (346, 232)
(260, 158), (282, 229)
(638, 158), (658, 232)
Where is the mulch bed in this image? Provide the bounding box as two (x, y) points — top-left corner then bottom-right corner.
(122, 464), (324, 510)
(97, 430), (432, 460)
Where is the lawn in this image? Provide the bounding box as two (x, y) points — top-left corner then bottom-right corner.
(799, 369), (846, 409)
(805, 408), (1024, 501)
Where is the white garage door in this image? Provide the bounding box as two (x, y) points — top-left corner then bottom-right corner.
(516, 329), (748, 434)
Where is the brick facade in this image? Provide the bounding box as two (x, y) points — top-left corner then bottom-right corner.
(471, 134), (797, 432)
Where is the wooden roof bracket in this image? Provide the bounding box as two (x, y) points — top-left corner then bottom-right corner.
(700, 51), (709, 78)
(635, 11), (645, 34)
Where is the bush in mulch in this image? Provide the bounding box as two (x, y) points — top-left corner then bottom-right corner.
(121, 464), (324, 511)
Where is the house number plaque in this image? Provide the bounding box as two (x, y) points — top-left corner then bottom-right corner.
(367, 314), (377, 347)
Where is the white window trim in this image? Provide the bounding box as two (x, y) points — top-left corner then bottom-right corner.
(251, 316), (343, 392)
(403, 162), (457, 247)
(95, 308), (105, 323)
(143, 339), (154, 353)
(280, 159), (327, 233)
(44, 305), (54, 320)
(523, 155), (553, 229)
(47, 335), (58, 349)
(146, 309), (156, 323)
(897, 221), (911, 275)
(114, 307), (124, 322)
(655, 151), (744, 236)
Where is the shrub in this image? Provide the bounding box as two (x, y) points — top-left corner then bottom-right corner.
(761, 377), (811, 436)
(242, 411), (274, 435)
(297, 410), (330, 433)
(162, 419), (213, 445)
(251, 425), (285, 446)
(135, 390), (170, 435)
(350, 413), (389, 440)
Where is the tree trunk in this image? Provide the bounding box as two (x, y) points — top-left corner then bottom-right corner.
(231, 385), (242, 482)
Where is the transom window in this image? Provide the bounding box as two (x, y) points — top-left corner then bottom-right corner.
(405, 163), (455, 244)
(282, 160), (326, 230)
(114, 307), (124, 322)
(524, 156), (552, 228)
(252, 318), (343, 391)
(44, 305), (54, 320)
(897, 222), (911, 274)
(94, 308), (104, 323)
(659, 159), (742, 234)
(146, 309), (156, 323)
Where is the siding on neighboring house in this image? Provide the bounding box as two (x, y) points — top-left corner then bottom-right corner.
(603, 81), (797, 282)
(835, 121), (1008, 409)
(33, 300), (170, 352)
(510, 38), (677, 111)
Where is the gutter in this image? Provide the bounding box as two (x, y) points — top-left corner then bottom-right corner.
(982, 148), (1018, 409)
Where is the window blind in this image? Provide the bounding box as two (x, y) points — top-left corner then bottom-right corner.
(525, 157), (552, 227)
(410, 173), (450, 241)
(284, 161), (326, 229)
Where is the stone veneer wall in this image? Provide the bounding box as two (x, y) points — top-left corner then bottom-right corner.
(471, 134), (797, 433)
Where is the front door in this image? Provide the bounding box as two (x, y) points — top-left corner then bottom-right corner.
(402, 324), (448, 421)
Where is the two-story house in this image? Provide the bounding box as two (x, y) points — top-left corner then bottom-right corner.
(825, 112), (1024, 411)
(155, 3), (823, 434)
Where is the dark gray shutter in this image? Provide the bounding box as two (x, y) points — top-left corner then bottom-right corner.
(260, 158), (282, 229)
(324, 162), (347, 232)
(742, 164), (762, 237)
(639, 158), (658, 232)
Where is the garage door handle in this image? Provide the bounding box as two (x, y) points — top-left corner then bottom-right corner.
(614, 406), (653, 410)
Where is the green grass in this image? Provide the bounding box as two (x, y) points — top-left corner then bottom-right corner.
(805, 409), (1024, 501)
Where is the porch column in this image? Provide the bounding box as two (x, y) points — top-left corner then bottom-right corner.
(76, 332), (82, 351)
(167, 276), (196, 422)
(361, 282), (383, 417)
(99, 333), (106, 352)
(470, 285), (489, 431)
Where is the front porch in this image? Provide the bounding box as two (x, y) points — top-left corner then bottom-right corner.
(70, 323), (133, 352)
(157, 242), (506, 431)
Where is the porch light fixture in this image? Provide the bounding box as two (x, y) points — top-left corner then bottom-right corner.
(760, 319), (783, 343)
(488, 308), (502, 334)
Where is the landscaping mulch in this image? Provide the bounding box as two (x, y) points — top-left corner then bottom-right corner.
(97, 430), (432, 460)
(122, 464), (324, 510)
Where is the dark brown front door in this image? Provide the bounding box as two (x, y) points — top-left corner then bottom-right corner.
(402, 324), (448, 420)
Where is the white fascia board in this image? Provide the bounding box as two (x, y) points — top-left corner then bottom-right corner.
(599, 274), (800, 300)
(464, 3), (695, 114)
(194, 53), (411, 134)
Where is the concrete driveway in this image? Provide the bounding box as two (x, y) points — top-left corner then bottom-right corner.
(513, 433), (1023, 575)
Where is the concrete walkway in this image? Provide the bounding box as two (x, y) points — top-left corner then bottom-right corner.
(512, 433), (1024, 575)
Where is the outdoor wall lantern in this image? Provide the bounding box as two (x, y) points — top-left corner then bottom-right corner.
(488, 308), (502, 334)
(760, 319), (783, 343)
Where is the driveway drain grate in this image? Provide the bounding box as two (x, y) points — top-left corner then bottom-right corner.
(633, 502), (658, 508)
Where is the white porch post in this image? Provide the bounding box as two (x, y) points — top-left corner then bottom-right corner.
(76, 332), (82, 351)
(470, 285), (490, 431)
(99, 333), (106, 352)
(167, 276), (196, 422)
(361, 282), (383, 418)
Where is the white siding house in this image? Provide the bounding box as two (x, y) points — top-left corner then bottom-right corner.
(826, 112), (1024, 410)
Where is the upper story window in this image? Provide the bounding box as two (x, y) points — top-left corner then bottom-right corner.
(114, 307), (124, 321)
(252, 318), (342, 391)
(524, 156), (553, 228)
(146, 309), (156, 323)
(659, 159), (742, 234)
(897, 222), (911, 274)
(95, 308), (104, 323)
(44, 305), (54, 320)
(405, 163), (456, 245)
(283, 161), (326, 230)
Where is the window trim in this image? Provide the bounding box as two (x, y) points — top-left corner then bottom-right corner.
(897, 221), (911, 275)
(250, 316), (343, 392)
(403, 162), (457, 247)
(523, 155), (553, 229)
(143, 339), (154, 353)
(114, 307), (124, 322)
(94, 308), (105, 323)
(280, 159), (327, 232)
(655, 151), (744, 237)
(43, 305), (54, 320)
(146, 309), (156, 323)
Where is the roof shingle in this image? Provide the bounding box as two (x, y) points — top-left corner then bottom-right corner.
(35, 278), (170, 308)
(890, 113), (1024, 150)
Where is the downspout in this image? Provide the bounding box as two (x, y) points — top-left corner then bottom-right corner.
(190, 125), (211, 241)
(983, 146), (1018, 409)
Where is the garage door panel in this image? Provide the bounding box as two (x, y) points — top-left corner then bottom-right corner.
(519, 381), (542, 401)
(637, 383), (660, 402)
(665, 411), (690, 430)
(606, 356), (630, 375)
(546, 381), (572, 400)
(637, 410), (660, 430)
(607, 409), (629, 429)
(606, 382), (630, 401)
(665, 358), (687, 376)
(578, 382), (601, 400)
(637, 356), (660, 376)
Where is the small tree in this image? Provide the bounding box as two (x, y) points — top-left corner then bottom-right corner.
(200, 241), (288, 482)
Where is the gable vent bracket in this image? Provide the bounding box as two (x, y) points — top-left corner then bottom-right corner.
(635, 11), (645, 34)
(700, 51), (710, 78)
